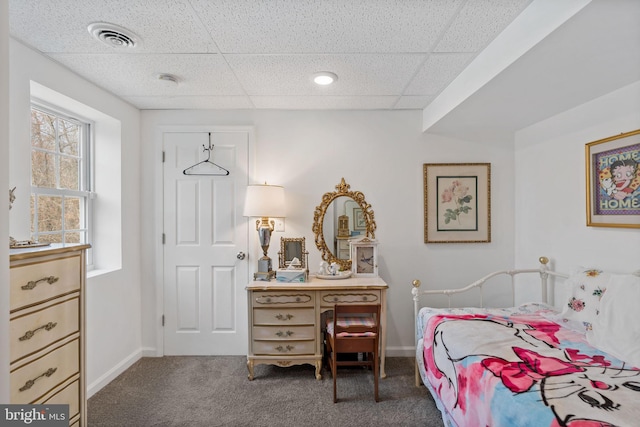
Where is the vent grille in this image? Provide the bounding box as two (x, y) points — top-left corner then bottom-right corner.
(88, 22), (139, 49)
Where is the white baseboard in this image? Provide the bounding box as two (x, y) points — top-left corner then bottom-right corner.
(141, 346), (160, 357)
(87, 349), (142, 398)
(386, 346), (415, 358)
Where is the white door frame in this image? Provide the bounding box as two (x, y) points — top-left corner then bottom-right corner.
(153, 125), (256, 357)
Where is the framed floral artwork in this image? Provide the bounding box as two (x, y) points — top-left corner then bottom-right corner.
(585, 129), (640, 228)
(423, 163), (491, 243)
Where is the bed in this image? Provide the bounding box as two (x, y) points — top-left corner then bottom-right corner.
(412, 257), (640, 427)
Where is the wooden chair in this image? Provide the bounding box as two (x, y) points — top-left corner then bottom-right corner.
(325, 304), (381, 403)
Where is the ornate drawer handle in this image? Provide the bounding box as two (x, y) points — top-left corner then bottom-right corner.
(21, 276), (59, 290)
(275, 345), (294, 353)
(275, 314), (293, 321)
(362, 296), (368, 301)
(19, 322), (58, 341)
(19, 367), (57, 392)
(275, 330), (294, 337)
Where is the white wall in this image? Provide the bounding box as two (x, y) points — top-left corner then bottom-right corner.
(1, 0), (11, 403)
(8, 40), (143, 396)
(141, 109), (517, 356)
(514, 80), (640, 304)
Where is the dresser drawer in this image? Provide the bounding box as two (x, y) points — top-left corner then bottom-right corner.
(252, 339), (315, 355)
(252, 291), (314, 307)
(252, 325), (316, 341)
(253, 308), (315, 326)
(320, 290), (381, 307)
(41, 379), (80, 421)
(10, 255), (81, 311)
(10, 297), (80, 363)
(11, 339), (80, 404)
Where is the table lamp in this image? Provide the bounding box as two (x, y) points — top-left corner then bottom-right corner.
(243, 183), (286, 280)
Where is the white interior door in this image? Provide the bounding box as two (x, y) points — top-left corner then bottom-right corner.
(163, 130), (249, 355)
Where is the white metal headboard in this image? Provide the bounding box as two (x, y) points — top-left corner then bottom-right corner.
(411, 256), (569, 320)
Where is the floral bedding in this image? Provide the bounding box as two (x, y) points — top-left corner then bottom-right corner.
(417, 303), (640, 427)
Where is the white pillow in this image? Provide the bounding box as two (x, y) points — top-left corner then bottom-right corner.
(558, 267), (611, 333)
(586, 274), (640, 368)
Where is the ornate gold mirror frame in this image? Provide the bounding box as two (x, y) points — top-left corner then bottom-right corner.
(312, 178), (376, 271)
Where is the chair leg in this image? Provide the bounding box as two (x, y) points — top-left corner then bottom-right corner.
(332, 347), (338, 403)
(374, 348), (379, 402)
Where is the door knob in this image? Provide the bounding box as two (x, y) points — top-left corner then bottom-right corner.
(237, 251), (246, 260)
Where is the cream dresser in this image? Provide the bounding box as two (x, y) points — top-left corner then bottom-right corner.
(9, 244), (89, 427)
(246, 276), (388, 380)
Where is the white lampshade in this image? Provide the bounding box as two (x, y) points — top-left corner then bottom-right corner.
(243, 184), (286, 218)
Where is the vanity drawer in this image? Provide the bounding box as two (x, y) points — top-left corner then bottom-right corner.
(252, 325), (316, 341)
(253, 308), (315, 326)
(10, 255), (81, 311)
(320, 290), (381, 307)
(10, 297), (80, 363)
(252, 339), (315, 355)
(252, 291), (314, 307)
(11, 338), (80, 404)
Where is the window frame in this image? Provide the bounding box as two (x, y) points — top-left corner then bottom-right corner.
(30, 100), (94, 265)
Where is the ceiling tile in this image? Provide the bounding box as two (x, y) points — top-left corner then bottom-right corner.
(227, 54), (426, 96)
(404, 53), (474, 95)
(189, 0), (464, 53)
(435, 0), (532, 52)
(48, 53), (245, 97)
(9, 0), (214, 53)
(250, 95), (398, 110)
(125, 96), (254, 110)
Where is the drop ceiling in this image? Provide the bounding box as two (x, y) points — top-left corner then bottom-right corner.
(7, 0), (640, 139)
(8, 0), (533, 110)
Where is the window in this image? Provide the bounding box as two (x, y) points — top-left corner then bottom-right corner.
(30, 104), (92, 246)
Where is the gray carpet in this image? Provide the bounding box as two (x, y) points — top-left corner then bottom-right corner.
(88, 356), (444, 427)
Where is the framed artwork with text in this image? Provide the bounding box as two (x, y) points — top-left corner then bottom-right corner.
(585, 129), (640, 228)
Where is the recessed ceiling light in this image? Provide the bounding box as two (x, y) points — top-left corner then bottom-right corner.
(312, 72), (338, 85)
(156, 73), (179, 87)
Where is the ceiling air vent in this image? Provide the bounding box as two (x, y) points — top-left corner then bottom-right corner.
(87, 22), (140, 49)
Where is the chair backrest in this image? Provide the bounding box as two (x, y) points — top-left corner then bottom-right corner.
(332, 304), (381, 337)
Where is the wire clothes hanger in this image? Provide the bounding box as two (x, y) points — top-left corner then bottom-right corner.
(182, 133), (230, 176)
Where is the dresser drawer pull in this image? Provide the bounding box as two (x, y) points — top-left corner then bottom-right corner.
(275, 345), (294, 353)
(275, 314), (293, 321)
(19, 321), (58, 341)
(19, 367), (57, 392)
(275, 330), (294, 337)
(21, 276), (59, 290)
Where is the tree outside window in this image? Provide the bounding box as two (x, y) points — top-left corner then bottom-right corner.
(30, 105), (91, 245)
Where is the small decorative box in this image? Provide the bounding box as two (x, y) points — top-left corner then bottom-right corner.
(276, 269), (306, 283)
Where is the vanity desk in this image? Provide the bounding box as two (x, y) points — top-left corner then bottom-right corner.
(246, 276), (388, 380)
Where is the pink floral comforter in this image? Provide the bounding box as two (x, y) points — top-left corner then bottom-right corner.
(418, 304), (640, 427)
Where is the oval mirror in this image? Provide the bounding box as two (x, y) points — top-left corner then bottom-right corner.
(312, 178), (376, 271)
